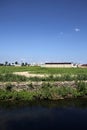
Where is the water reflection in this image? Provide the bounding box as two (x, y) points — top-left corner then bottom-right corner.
(0, 99), (87, 130)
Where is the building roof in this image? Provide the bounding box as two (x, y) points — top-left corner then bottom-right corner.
(81, 64), (87, 66)
(45, 62), (72, 65)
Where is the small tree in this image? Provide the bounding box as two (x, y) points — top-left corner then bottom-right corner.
(21, 62), (25, 66)
(15, 61), (18, 65)
(5, 83), (12, 91)
(5, 61), (8, 66)
(25, 62), (28, 66)
(8, 63), (11, 66)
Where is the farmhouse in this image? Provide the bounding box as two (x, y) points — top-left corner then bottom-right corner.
(41, 62), (77, 68)
(80, 64), (87, 68)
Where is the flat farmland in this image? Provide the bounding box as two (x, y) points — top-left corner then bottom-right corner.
(0, 66), (87, 75)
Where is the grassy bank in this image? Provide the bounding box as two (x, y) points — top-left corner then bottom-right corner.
(0, 74), (27, 82)
(0, 73), (87, 82)
(0, 66), (87, 101)
(0, 81), (87, 101)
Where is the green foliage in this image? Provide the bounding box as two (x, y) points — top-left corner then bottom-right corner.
(14, 91), (34, 101)
(77, 81), (87, 95)
(0, 66), (87, 75)
(42, 82), (52, 89)
(57, 87), (69, 97)
(0, 83), (87, 101)
(0, 74), (27, 82)
(0, 90), (36, 101)
(28, 77), (41, 81)
(27, 74), (87, 81)
(5, 83), (13, 92)
(0, 66), (87, 100)
(27, 83), (33, 89)
(0, 90), (13, 100)
(0, 66), (87, 81)
(77, 74), (87, 80)
(71, 89), (79, 98)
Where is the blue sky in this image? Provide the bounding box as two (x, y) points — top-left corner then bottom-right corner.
(0, 0), (87, 64)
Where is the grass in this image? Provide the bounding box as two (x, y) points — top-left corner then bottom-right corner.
(0, 90), (35, 101)
(0, 66), (87, 101)
(0, 81), (87, 101)
(0, 74), (27, 82)
(0, 66), (87, 75)
(0, 73), (87, 82)
(0, 66), (87, 82)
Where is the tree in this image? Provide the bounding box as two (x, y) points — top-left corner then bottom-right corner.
(8, 63), (11, 66)
(21, 62), (25, 66)
(15, 61), (18, 65)
(25, 62), (28, 66)
(5, 61), (8, 66)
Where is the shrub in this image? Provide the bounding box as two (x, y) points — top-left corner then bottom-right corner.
(77, 81), (87, 94)
(77, 74), (87, 80)
(0, 74), (27, 82)
(57, 86), (76, 97)
(28, 83), (34, 89)
(5, 83), (13, 92)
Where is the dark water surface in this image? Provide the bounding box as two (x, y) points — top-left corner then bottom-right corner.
(0, 99), (87, 130)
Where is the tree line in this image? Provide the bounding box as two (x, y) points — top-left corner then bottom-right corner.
(0, 61), (30, 66)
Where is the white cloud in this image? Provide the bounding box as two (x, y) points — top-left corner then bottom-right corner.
(74, 28), (80, 32)
(60, 32), (63, 35)
(57, 32), (64, 39)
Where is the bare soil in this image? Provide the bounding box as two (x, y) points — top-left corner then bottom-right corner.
(13, 72), (48, 77)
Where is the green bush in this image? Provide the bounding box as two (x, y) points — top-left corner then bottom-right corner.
(77, 74), (87, 80)
(28, 83), (34, 89)
(0, 74), (27, 82)
(77, 81), (87, 94)
(5, 83), (13, 91)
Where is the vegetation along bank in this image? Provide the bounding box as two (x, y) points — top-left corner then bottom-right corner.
(0, 66), (87, 101)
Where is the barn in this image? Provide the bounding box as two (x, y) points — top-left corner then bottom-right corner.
(80, 64), (87, 68)
(41, 62), (76, 68)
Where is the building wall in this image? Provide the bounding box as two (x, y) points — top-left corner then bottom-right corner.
(41, 64), (73, 68)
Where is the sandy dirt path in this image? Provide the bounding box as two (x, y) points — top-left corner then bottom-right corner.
(13, 72), (48, 77)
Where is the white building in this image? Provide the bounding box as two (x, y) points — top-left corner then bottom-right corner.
(41, 62), (77, 68)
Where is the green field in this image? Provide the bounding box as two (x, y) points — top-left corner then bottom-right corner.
(0, 66), (87, 75)
(0, 66), (87, 82)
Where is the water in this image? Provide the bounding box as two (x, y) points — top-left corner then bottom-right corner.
(0, 99), (87, 130)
